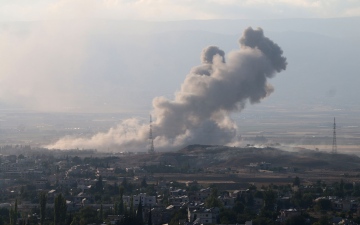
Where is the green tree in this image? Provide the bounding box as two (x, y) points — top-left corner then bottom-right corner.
(39, 192), (47, 225)
(54, 194), (67, 225)
(141, 177), (148, 188)
(205, 188), (223, 208)
(114, 202), (118, 215)
(95, 176), (103, 193)
(136, 199), (143, 225)
(121, 178), (128, 191)
(252, 217), (276, 225)
(98, 204), (103, 222)
(130, 196), (134, 217)
(10, 200), (18, 225)
(70, 216), (79, 225)
(293, 176), (301, 186)
(119, 186), (124, 215)
(119, 199), (124, 215)
(168, 207), (187, 225)
(72, 156), (82, 164)
(263, 189), (276, 211)
(147, 209), (152, 225)
(315, 199), (332, 212)
(313, 215), (331, 225)
(285, 215), (306, 225)
(219, 209), (237, 224)
(79, 207), (98, 225)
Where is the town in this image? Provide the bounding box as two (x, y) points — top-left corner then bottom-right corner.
(1, 145), (360, 225)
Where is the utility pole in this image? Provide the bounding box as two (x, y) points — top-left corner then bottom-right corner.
(148, 115), (155, 154)
(332, 117), (337, 154)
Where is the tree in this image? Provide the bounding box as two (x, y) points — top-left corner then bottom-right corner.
(285, 215), (306, 225)
(119, 186), (124, 215)
(10, 199), (18, 225)
(119, 198), (124, 215)
(54, 194), (67, 225)
(263, 189), (276, 211)
(141, 177), (148, 188)
(72, 156), (82, 164)
(136, 199), (143, 225)
(98, 204), (103, 222)
(114, 202), (119, 215)
(219, 209), (237, 224)
(147, 208), (152, 225)
(293, 176), (301, 186)
(39, 192), (47, 225)
(95, 176), (103, 193)
(0, 208), (10, 225)
(130, 196), (134, 218)
(119, 186), (125, 197)
(70, 216), (79, 225)
(121, 178), (128, 191)
(79, 207), (98, 225)
(205, 188), (223, 208)
(66, 214), (73, 225)
(315, 199), (332, 212)
(313, 215), (331, 225)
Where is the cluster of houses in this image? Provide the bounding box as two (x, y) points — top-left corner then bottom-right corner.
(3, 153), (360, 224)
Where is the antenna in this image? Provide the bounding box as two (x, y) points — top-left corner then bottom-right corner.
(332, 117), (337, 154)
(148, 115), (155, 154)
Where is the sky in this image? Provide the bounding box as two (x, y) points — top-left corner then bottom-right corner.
(0, 1), (359, 113)
(0, 0), (360, 22)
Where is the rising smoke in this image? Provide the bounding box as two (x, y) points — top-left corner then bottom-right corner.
(47, 27), (287, 151)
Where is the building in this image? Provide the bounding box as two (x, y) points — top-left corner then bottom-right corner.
(123, 193), (156, 207)
(187, 206), (220, 224)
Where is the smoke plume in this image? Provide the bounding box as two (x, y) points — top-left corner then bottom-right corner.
(47, 27), (287, 151)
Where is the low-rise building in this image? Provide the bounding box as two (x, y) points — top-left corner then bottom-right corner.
(188, 206), (220, 225)
(123, 193), (156, 207)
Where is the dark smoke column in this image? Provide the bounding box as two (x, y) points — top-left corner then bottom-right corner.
(151, 27), (287, 149)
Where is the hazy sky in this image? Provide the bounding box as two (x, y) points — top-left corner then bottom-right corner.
(0, 1), (359, 113)
(1, 0), (359, 21)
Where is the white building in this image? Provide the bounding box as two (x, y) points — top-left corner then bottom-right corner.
(123, 193), (156, 207)
(188, 207), (219, 225)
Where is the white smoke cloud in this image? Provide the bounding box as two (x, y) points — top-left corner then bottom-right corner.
(47, 27), (287, 151)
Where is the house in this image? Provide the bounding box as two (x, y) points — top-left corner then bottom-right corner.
(189, 188), (212, 202)
(96, 168), (115, 178)
(188, 206), (220, 224)
(34, 179), (48, 189)
(170, 189), (186, 197)
(73, 192), (94, 204)
(218, 196), (236, 208)
(278, 209), (301, 222)
(169, 195), (189, 206)
(150, 207), (174, 225)
(333, 199), (358, 212)
(123, 193), (156, 207)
